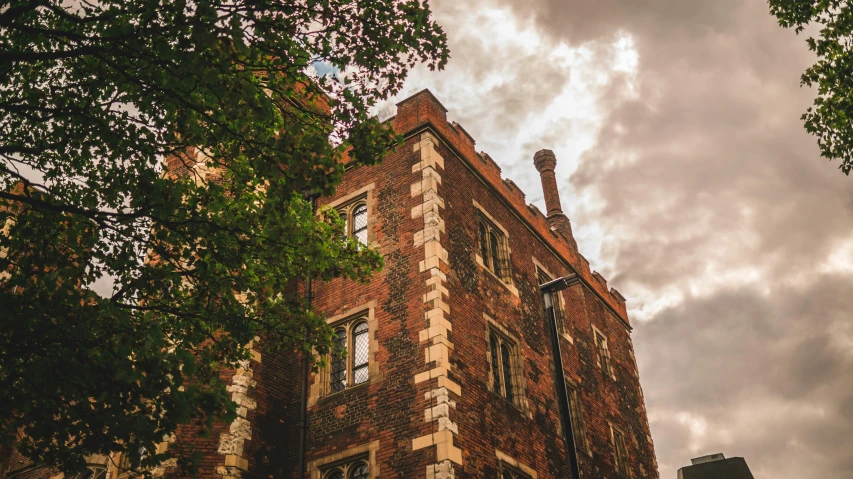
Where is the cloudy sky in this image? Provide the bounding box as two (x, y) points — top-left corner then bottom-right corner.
(377, 0), (853, 477)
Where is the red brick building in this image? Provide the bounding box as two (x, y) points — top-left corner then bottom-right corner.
(236, 89), (659, 479)
(1, 90), (659, 479)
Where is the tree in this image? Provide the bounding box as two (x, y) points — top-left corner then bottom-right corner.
(770, 0), (853, 175)
(0, 0), (447, 475)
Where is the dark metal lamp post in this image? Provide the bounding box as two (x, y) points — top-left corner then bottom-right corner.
(540, 273), (582, 479)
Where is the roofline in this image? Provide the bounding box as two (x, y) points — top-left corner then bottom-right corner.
(402, 123), (632, 332)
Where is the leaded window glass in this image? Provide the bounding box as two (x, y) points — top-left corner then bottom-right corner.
(321, 459), (369, 479)
(326, 316), (371, 395)
(489, 333), (501, 395)
(489, 231), (502, 279)
(352, 321), (369, 385)
(337, 197), (369, 244)
(479, 222), (489, 265)
(501, 342), (513, 402)
(595, 330), (613, 377)
(499, 464), (533, 479)
(331, 328), (348, 392)
(352, 204), (368, 244)
(488, 328), (520, 406)
(477, 217), (512, 283)
(612, 426), (631, 477)
(348, 462), (369, 479)
(568, 385), (590, 452)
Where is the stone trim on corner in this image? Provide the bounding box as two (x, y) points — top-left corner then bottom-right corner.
(215, 337), (261, 479)
(410, 132), (462, 479)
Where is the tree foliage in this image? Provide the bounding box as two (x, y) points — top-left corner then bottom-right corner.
(0, 0), (447, 474)
(770, 0), (853, 174)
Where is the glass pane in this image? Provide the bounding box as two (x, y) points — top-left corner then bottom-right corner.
(501, 342), (514, 402)
(502, 472), (514, 479)
(325, 468), (344, 479)
(348, 462), (369, 479)
(352, 204), (368, 244)
(479, 222), (490, 267)
(489, 333), (501, 394)
(339, 209), (348, 239)
(331, 328), (347, 392)
(353, 365), (369, 384)
(352, 322), (369, 385)
(489, 232), (502, 278)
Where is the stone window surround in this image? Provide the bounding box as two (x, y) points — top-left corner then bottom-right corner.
(531, 256), (574, 344)
(472, 199), (519, 297)
(592, 324), (616, 381)
(495, 450), (538, 479)
(609, 423), (632, 478)
(308, 300), (381, 407)
(307, 440), (380, 479)
(320, 182), (376, 245)
(483, 313), (530, 416)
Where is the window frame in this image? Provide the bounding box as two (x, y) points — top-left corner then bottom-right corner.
(307, 441), (380, 479)
(472, 200), (518, 296)
(610, 425), (632, 477)
(566, 382), (591, 454)
(592, 325), (616, 380)
(484, 314), (528, 413)
(338, 197), (369, 244)
(477, 216), (511, 282)
(327, 317), (370, 395)
(321, 183), (375, 246)
(326, 314), (370, 395)
(309, 301), (380, 406)
(320, 456), (370, 479)
(495, 450), (538, 479)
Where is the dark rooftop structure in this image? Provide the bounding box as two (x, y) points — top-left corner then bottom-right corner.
(677, 453), (754, 479)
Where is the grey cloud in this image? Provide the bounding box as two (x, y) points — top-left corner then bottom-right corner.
(636, 276), (853, 477)
(475, 0), (853, 477)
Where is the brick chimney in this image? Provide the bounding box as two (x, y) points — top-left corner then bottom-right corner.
(534, 149), (577, 248)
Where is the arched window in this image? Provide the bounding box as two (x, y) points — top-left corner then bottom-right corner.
(348, 462), (369, 479)
(336, 197), (369, 245)
(478, 222), (490, 267)
(501, 342), (514, 402)
(489, 333), (501, 395)
(352, 321), (369, 385)
(351, 204), (368, 245)
(326, 316), (371, 395)
(321, 459), (370, 479)
(331, 328), (348, 392)
(324, 468), (344, 479)
(476, 215), (511, 283)
(488, 328), (520, 406)
(499, 463), (534, 479)
(489, 231), (502, 279)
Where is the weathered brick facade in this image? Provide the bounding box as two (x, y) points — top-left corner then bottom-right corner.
(2, 90), (658, 479)
(255, 89), (659, 479)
